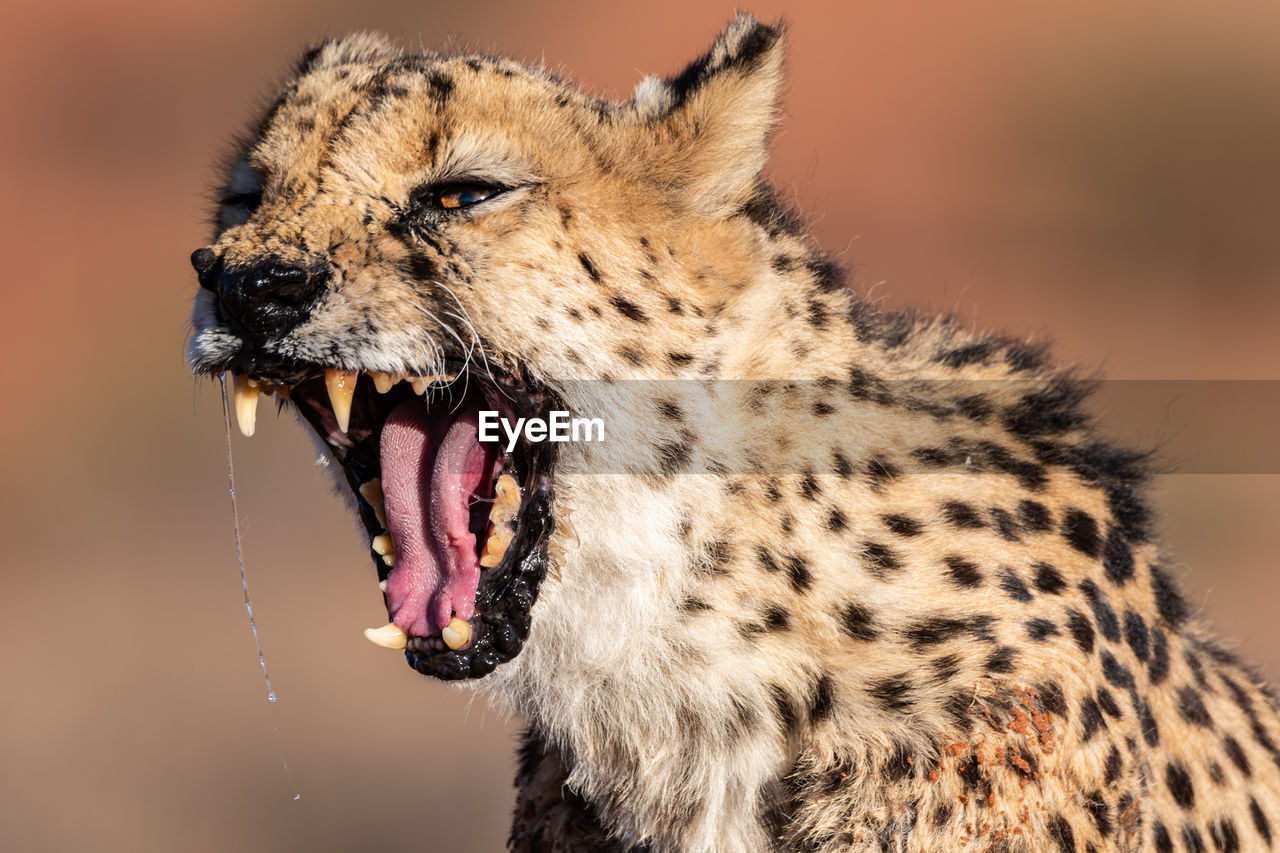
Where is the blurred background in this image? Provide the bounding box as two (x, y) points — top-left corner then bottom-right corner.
(2, 0), (1278, 849)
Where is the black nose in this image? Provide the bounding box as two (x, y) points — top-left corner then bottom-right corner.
(191, 249), (326, 341)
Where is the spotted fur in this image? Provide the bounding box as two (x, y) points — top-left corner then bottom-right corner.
(188, 15), (1280, 852)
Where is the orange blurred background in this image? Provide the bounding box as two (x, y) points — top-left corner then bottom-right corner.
(2, 1), (1278, 850)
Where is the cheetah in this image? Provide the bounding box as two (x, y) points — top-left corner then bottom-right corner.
(187, 15), (1280, 852)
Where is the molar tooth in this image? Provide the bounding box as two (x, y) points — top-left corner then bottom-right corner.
(371, 534), (394, 556)
(441, 617), (472, 650)
(409, 375), (431, 395)
(369, 371), (401, 394)
(479, 527), (513, 568)
(363, 623), (407, 649)
(324, 368), (357, 432)
(359, 479), (387, 526)
(381, 553), (395, 567)
(231, 372), (260, 437)
(494, 474), (520, 506)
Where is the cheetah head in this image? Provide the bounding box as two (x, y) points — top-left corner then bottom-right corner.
(187, 17), (785, 681)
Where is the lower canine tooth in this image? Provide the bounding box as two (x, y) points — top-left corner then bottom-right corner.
(231, 372), (259, 437)
(363, 623), (407, 649)
(442, 617), (472, 650)
(324, 368), (357, 432)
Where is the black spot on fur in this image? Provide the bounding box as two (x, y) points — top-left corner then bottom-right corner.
(1212, 818), (1241, 853)
(832, 451), (854, 479)
(1100, 650), (1134, 689)
(1166, 760), (1196, 809)
(1151, 564), (1189, 626)
(1154, 821), (1174, 852)
(577, 252), (601, 282)
(785, 554), (812, 593)
(869, 674), (913, 711)
(999, 568), (1033, 602)
(770, 684), (799, 736)
(807, 257), (846, 293)
(1080, 580), (1121, 642)
(944, 556), (983, 588)
(1177, 687), (1213, 728)
(1096, 688), (1122, 718)
(1104, 746), (1123, 784)
(1033, 562), (1067, 594)
(1087, 793), (1113, 838)
(1067, 610), (1096, 654)
(942, 501), (984, 529)
(1080, 697), (1105, 741)
(862, 542), (901, 577)
(1140, 697), (1163, 745)
(1224, 735), (1252, 778)
(609, 295), (648, 323)
(809, 675), (835, 722)
(935, 341), (996, 368)
(838, 602), (878, 641)
(736, 182), (804, 238)
(865, 455), (900, 486)
(1123, 611), (1150, 662)
(1019, 500), (1053, 532)
(904, 615), (994, 650)
(1183, 825), (1207, 853)
(1249, 798), (1272, 845)
(1038, 681), (1068, 718)
(1149, 628), (1170, 684)
(825, 507), (847, 532)
(985, 646), (1018, 673)
(882, 514), (921, 537)
(1026, 618), (1059, 642)
(798, 471), (821, 501)
(666, 351), (694, 367)
(1103, 526), (1135, 584)
(679, 596), (711, 613)
(655, 439), (692, 475)
(763, 605), (790, 631)
(1063, 509), (1102, 558)
(1050, 814), (1076, 853)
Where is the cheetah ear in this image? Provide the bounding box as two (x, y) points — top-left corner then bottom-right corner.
(631, 15), (786, 216)
(294, 32), (401, 76)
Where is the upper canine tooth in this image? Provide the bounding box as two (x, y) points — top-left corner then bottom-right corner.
(369, 371), (401, 394)
(442, 617), (472, 650)
(363, 622), (407, 649)
(324, 368), (357, 432)
(231, 372), (259, 437)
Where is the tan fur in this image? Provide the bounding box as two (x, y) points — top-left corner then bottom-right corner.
(189, 16), (1280, 852)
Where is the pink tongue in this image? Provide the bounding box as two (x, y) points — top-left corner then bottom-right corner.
(380, 400), (489, 638)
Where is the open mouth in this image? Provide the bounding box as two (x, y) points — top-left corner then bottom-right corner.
(225, 362), (556, 680)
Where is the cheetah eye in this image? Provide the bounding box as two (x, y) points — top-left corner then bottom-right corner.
(427, 182), (504, 211)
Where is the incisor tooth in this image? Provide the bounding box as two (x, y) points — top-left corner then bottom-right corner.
(363, 623), (407, 649)
(231, 372), (259, 437)
(371, 534), (394, 556)
(378, 579), (388, 593)
(442, 617), (472, 650)
(325, 368), (357, 432)
(369, 371), (401, 394)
